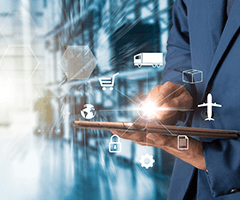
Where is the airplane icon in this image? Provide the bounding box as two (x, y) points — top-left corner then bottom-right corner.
(198, 93), (222, 121)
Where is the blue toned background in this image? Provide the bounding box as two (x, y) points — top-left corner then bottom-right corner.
(0, 0), (175, 199)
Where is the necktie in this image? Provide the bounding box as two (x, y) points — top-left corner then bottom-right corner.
(227, 0), (235, 16)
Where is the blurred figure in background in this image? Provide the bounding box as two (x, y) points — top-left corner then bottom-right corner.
(34, 90), (53, 137)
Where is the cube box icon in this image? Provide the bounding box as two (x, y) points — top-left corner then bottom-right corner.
(182, 69), (203, 84)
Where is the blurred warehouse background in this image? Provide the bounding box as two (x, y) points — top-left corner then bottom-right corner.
(0, 0), (175, 199)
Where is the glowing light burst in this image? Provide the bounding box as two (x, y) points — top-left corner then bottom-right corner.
(138, 101), (158, 119)
(137, 101), (185, 119)
(139, 102), (156, 119)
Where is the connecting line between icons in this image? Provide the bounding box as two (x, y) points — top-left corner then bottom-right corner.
(155, 117), (178, 137)
(114, 88), (139, 105)
(98, 108), (137, 112)
(155, 84), (186, 106)
(120, 116), (142, 138)
(146, 71), (148, 96)
(98, 108), (194, 113)
(145, 120), (150, 147)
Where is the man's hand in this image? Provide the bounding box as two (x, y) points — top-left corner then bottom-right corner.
(111, 81), (207, 170)
(144, 81), (193, 124)
(112, 129), (206, 170)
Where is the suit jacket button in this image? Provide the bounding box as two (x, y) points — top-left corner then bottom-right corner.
(230, 189), (238, 193)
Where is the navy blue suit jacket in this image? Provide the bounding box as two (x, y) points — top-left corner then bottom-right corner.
(164, 0), (240, 199)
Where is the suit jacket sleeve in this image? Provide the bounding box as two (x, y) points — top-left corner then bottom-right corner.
(203, 138), (240, 197)
(163, 0), (196, 125)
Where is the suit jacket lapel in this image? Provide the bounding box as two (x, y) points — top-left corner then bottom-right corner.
(202, 0), (240, 101)
(207, 0), (227, 54)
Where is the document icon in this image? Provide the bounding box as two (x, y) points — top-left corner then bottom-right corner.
(177, 135), (189, 150)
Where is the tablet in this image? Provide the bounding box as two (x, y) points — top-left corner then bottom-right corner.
(73, 121), (240, 139)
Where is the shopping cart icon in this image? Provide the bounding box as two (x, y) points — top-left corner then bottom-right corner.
(99, 72), (119, 90)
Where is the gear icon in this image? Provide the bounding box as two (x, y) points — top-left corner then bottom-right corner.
(139, 153), (155, 169)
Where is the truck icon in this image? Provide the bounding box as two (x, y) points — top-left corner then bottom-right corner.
(134, 53), (163, 68)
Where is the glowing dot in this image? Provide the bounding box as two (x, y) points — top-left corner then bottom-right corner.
(138, 101), (157, 119)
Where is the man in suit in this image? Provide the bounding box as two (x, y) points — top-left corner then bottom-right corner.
(112, 0), (240, 199)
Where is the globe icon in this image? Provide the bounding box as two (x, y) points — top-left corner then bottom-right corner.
(81, 104), (96, 119)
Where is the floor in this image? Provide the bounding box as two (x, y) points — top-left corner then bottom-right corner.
(0, 123), (171, 200)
